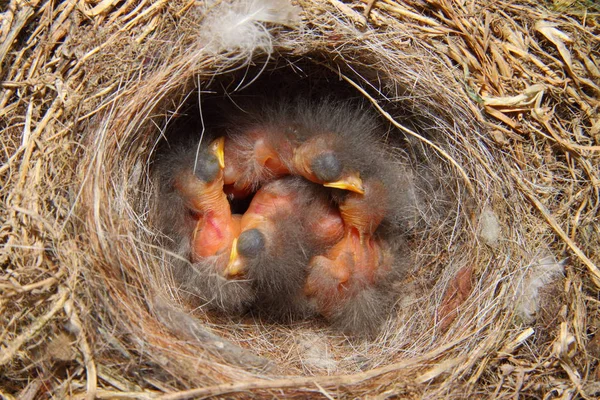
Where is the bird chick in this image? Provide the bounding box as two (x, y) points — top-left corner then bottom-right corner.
(155, 137), (254, 314)
(220, 99), (373, 198)
(154, 98), (417, 322)
(224, 177), (333, 320)
(305, 180), (395, 336)
(222, 128), (295, 197)
(222, 130), (365, 196)
(292, 133), (364, 194)
(171, 137), (240, 260)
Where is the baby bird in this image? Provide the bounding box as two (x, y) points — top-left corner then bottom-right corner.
(292, 133), (364, 194)
(224, 177), (338, 320)
(222, 128), (295, 196)
(305, 179), (396, 336)
(155, 137), (254, 314)
(219, 99), (379, 197)
(220, 132), (364, 197)
(171, 137), (240, 260)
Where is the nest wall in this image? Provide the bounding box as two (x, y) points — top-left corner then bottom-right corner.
(1, 0), (599, 399)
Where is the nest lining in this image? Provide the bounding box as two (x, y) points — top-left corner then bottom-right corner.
(1, 0), (599, 398)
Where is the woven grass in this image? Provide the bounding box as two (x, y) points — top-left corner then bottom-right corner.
(1, 0), (599, 398)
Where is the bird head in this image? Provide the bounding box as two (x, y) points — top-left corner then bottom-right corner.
(192, 137), (225, 183)
(293, 135), (365, 195)
(174, 136), (229, 214)
(223, 229), (266, 278)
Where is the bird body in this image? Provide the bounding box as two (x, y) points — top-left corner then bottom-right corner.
(305, 180), (395, 336)
(224, 178), (324, 319)
(172, 167), (240, 260)
(154, 138), (255, 313)
(221, 103), (371, 198)
(168, 138), (241, 262)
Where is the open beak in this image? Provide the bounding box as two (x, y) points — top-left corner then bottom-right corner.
(323, 172), (365, 195)
(223, 238), (244, 278)
(210, 137), (226, 169)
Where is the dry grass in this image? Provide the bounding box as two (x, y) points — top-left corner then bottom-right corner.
(1, 0), (599, 398)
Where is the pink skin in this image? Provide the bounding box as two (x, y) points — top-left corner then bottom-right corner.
(173, 168), (239, 262)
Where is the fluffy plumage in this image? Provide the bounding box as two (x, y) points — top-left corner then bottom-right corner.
(515, 252), (564, 324)
(199, 0), (302, 55)
(154, 138), (252, 313)
(226, 177), (328, 320)
(305, 180), (399, 336)
(174, 241), (255, 314)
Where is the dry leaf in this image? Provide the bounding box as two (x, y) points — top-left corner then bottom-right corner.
(535, 20), (574, 73)
(482, 84), (545, 109)
(78, 0), (121, 17)
(484, 106), (520, 130)
(437, 266), (473, 331)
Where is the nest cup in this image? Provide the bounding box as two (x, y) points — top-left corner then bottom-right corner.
(79, 8), (500, 389)
(2, 0), (598, 398)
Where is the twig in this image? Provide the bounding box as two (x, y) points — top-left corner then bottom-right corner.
(65, 297), (98, 400)
(0, 287), (68, 366)
(513, 171), (600, 288)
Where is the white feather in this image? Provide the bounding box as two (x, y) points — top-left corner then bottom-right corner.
(199, 0), (302, 55)
(296, 333), (338, 373)
(515, 251), (564, 323)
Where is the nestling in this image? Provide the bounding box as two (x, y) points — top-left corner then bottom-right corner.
(154, 137), (253, 313)
(305, 179), (397, 336)
(225, 177), (332, 320)
(153, 97), (420, 335)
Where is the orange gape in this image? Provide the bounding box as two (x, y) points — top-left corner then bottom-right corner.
(338, 181), (387, 238)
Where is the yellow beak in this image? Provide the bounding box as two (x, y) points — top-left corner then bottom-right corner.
(210, 137), (226, 169)
(323, 172), (365, 195)
(223, 238), (244, 278)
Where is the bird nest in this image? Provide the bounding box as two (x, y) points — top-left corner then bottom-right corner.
(1, 0), (599, 398)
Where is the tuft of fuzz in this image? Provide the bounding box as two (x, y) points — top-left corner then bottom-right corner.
(199, 0), (303, 55)
(515, 252), (565, 324)
(478, 207), (501, 247)
(296, 333), (338, 373)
